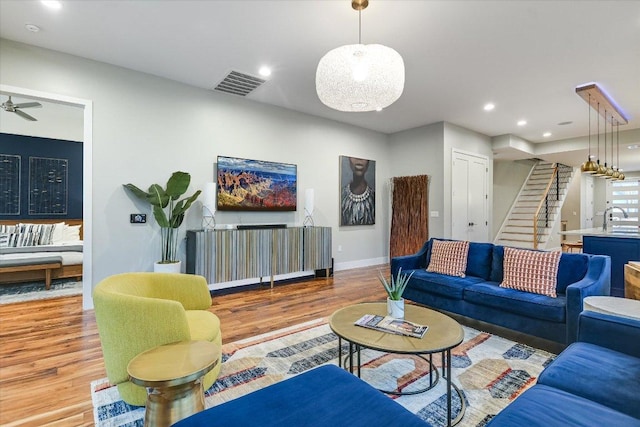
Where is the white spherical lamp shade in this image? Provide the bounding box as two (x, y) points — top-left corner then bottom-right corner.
(304, 188), (315, 215)
(316, 44), (404, 112)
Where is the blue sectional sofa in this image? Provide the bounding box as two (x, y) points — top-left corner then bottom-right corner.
(487, 310), (640, 426)
(174, 364), (430, 427)
(391, 238), (611, 344)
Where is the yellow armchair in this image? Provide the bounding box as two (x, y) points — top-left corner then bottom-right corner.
(93, 272), (222, 406)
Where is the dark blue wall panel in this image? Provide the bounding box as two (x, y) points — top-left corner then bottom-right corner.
(0, 133), (82, 220)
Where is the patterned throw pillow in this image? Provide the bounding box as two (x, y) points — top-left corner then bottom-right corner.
(500, 247), (561, 298)
(16, 223), (57, 245)
(10, 232), (39, 247)
(426, 240), (470, 278)
(0, 224), (16, 233)
(0, 233), (9, 248)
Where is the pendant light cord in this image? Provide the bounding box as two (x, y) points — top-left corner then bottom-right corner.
(616, 122), (619, 170)
(358, 10), (362, 44)
(597, 102), (600, 165)
(588, 94), (591, 157)
(604, 109), (607, 165)
(611, 115), (614, 169)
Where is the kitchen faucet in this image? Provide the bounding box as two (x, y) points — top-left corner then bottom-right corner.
(602, 206), (629, 231)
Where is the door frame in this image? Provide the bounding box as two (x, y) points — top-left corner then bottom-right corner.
(1, 84), (93, 310)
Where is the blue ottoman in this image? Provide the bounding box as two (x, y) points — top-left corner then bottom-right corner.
(174, 364), (429, 427)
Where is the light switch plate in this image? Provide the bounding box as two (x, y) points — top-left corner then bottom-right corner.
(130, 214), (147, 224)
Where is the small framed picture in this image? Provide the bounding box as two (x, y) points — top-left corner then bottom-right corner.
(339, 156), (375, 226)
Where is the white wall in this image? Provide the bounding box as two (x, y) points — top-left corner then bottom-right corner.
(388, 122), (445, 237)
(492, 159), (536, 239)
(560, 169), (582, 241)
(0, 39), (391, 293)
(388, 122), (494, 239)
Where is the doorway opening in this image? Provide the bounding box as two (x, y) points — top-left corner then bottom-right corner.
(0, 84), (93, 310)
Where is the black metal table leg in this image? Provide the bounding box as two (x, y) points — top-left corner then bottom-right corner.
(446, 348), (452, 427)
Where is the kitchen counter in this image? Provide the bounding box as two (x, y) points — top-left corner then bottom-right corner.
(560, 228), (640, 238)
(560, 231), (640, 297)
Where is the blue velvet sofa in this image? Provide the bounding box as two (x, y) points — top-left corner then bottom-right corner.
(174, 364), (430, 427)
(487, 310), (640, 426)
(391, 238), (611, 344)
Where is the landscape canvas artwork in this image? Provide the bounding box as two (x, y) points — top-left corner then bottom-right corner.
(217, 156), (297, 211)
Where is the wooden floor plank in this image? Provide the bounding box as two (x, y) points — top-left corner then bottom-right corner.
(0, 264), (562, 426)
(0, 266), (388, 426)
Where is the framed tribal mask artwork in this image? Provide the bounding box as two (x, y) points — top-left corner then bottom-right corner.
(339, 155), (375, 226)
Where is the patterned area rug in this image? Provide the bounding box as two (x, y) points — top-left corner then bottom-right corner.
(0, 278), (82, 304)
(91, 319), (555, 427)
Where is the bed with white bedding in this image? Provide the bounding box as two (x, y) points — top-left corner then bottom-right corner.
(0, 220), (83, 286)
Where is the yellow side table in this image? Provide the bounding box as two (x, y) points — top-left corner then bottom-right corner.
(127, 340), (221, 427)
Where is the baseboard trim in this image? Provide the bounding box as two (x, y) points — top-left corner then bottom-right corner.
(207, 256), (390, 292)
(334, 257), (389, 272)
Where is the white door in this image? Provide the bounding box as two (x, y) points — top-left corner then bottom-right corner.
(452, 151), (488, 242)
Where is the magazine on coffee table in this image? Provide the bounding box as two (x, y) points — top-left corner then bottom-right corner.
(354, 314), (429, 339)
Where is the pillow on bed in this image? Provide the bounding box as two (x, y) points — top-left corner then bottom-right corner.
(0, 224), (16, 233)
(17, 223), (57, 245)
(0, 233), (9, 248)
(11, 232), (39, 247)
(63, 224), (82, 241)
(51, 222), (67, 244)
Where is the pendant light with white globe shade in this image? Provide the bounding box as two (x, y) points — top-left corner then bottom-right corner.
(316, 0), (405, 112)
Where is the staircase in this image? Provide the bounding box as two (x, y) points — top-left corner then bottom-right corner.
(495, 161), (574, 249)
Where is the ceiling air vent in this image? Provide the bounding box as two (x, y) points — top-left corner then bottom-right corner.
(213, 71), (266, 97)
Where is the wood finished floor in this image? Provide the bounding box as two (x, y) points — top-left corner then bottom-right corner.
(0, 265), (565, 426)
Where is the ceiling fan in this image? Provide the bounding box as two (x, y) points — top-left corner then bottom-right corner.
(1, 96), (42, 121)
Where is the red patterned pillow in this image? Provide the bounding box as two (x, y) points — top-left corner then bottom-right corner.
(426, 240), (469, 277)
(500, 247), (561, 297)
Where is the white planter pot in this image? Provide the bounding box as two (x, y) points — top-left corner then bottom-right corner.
(387, 297), (405, 319)
(153, 260), (182, 273)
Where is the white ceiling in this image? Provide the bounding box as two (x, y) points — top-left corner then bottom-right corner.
(1, 0), (640, 170)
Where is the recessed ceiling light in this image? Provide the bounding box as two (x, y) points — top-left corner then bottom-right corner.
(628, 144), (640, 150)
(25, 24), (41, 32)
(517, 120), (527, 126)
(258, 66), (271, 77)
(41, 0), (62, 10)
(483, 103), (495, 111)
(543, 132), (552, 137)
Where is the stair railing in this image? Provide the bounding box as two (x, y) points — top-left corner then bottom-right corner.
(533, 164), (573, 249)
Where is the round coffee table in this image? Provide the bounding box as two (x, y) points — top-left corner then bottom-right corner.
(329, 302), (465, 427)
(127, 340), (221, 427)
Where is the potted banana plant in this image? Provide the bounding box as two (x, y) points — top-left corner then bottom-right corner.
(379, 267), (414, 319)
(124, 171), (201, 272)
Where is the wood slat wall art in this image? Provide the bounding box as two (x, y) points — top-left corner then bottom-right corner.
(390, 175), (429, 259)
